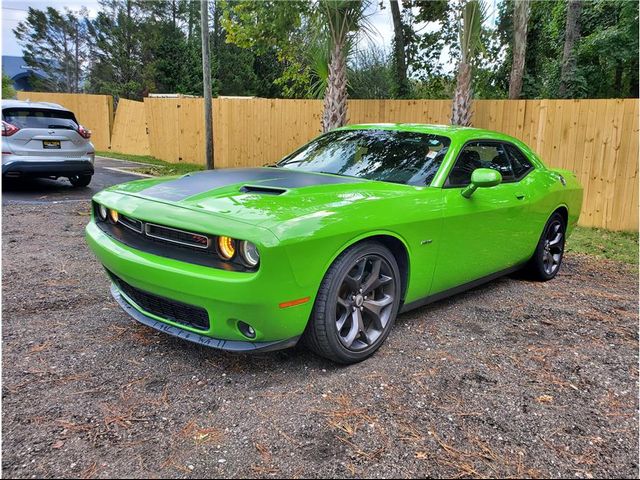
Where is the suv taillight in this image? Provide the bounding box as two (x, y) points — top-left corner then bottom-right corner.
(2, 121), (19, 137)
(77, 125), (91, 139)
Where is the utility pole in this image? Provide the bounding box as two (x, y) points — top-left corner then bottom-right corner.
(201, 0), (214, 169)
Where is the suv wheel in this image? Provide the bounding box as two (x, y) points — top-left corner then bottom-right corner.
(68, 174), (92, 188)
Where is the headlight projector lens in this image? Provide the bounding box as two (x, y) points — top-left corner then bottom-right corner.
(98, 204), (108, 221)
(240, 241), (260, 267)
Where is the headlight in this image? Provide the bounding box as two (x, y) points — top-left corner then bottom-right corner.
(217, 236), (236, 260)
(109, 209), (119, 224)
(97, 204), (108, 221)
(239, 240), (260, 267)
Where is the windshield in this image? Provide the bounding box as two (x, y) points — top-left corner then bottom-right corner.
(277, 129), (450, 186)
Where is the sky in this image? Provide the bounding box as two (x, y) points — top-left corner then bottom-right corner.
(2, 0), (100, 56)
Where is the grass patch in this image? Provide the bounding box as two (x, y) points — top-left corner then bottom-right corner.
(567, 226), (638, 265)
(97, 151), (203, 176)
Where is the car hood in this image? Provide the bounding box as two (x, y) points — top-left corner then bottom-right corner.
(108, 167), (418, 231)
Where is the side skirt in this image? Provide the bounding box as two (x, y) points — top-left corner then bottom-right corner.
(399, 263), (525, 314)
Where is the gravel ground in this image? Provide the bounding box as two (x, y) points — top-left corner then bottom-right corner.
(2, 200), (638, 479)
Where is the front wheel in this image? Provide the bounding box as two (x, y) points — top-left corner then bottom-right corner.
(303, 242), (402, 364)
(68, 174), (92, 187)
(526, 212), (566, 281)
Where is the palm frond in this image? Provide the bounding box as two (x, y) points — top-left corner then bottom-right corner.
(458, 0), (488, 62)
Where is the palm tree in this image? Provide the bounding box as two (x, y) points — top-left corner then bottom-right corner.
(508, 0), (530, 99)
(451, 0), (487, 126)
(319, 0), (372, 132)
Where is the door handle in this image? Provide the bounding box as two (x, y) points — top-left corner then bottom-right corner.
(516, 194), (525, 200)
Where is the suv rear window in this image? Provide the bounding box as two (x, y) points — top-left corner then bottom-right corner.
(2, 108), (78, 130)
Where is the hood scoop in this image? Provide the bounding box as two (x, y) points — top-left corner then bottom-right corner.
(240, 184), (287, 195)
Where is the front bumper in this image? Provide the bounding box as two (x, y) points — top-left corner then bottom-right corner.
(2, 158), (94, 177)
(86, 220), (314, 347)
(111, 284), (300, 352)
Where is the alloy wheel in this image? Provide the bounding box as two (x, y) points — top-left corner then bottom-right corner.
(542, 220), (564, 276)
(334, 255), (396, 351)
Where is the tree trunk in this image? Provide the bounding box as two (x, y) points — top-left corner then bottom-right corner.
(508, 0), (530, 99)
(74, 20), (79, 93)
(201, 0), (214, 169)
(322, 42), (348, 133)
(613, 62), (622, 95)
(451, 61), (472, 126)
(390, 0), (409, 98)
(558, 0), (582, 98)
(188, 0), (195, 41)
(62, 29), (71, 92)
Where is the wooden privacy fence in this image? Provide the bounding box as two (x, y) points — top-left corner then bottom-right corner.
(15, 91), (113, 151)
(110, 99), (150, 156)
(12, 92), (638, 230)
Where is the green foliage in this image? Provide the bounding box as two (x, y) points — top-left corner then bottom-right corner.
(11, 0), (638, 101)
(222, 0), (312, 98)
(494, 0), (639, 99)
(403, 0), (454, 80)
(86, 0), (145, 98)
(2, 74), (17, 98)
(575, 0), (639, 98)
(348, 46), (394, 99)
(13, 6), (90, 92)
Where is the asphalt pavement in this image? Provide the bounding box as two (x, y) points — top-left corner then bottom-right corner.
(1, 156), (145, 204)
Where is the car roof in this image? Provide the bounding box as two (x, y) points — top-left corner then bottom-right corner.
(2, 99), (71, 112)
(337, 123), (519, 142)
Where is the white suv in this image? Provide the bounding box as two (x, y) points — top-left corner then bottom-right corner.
(2, 100), (95, 187)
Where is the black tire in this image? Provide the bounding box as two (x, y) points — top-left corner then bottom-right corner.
(526, 212), (566, 281)
(68, 174), (92, 187)
(303, 241), (402, 364)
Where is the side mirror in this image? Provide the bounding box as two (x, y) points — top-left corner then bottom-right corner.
(461, 168), (502, 198)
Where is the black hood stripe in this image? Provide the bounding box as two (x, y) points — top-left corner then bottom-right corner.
(139, 168), (362, 201)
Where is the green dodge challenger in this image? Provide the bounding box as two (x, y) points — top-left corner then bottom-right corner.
(86, 124), (583, 363)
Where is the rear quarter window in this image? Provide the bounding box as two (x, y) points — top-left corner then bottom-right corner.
(505, 144), (534, 179)
(2, 108), (78, 130)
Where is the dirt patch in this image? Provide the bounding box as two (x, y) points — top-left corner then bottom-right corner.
(2, 201), (638, 478)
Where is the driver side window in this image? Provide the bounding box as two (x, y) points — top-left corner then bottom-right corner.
(446, 141), (515, 187)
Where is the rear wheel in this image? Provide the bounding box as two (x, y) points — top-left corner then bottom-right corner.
(303, 242), (401, 364)
(527, 212), (566, 281)
(68, 174), (92, 187)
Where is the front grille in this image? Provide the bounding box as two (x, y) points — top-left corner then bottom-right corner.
(119, 214), (143, 233)
(110, 272), (210, 330)
(146, 223), (210, 249)
(93, 202), (255, 272)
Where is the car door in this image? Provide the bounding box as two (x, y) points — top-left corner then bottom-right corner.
(430, 140), (533, 294)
